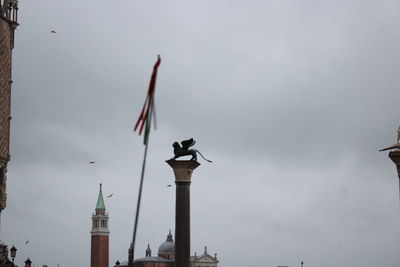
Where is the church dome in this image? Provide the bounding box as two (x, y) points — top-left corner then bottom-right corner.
(158, 230), (175, 255)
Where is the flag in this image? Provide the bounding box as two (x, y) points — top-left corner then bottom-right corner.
(134, 55), (161, 145)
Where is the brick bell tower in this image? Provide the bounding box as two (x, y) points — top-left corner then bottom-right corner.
(91, 183), (110, 267)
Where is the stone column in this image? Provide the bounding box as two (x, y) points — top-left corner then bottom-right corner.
(166, 160), (200, 267)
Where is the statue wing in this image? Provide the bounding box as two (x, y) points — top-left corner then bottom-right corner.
(379, 143), (400, 152)
(181, 138), (196, 150)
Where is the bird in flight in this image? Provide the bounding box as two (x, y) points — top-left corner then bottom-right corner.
(89, 161), (96, 164)
(51, 30), (56, 33)
(107, 193), (114, 198)
(167, 184), (172, 187)
(25, 240), (29, 245)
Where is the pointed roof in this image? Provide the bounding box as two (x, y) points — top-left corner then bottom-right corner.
(96, 183), (106, 210)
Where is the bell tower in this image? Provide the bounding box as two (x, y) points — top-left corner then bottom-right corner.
(91, 183), (110, 267)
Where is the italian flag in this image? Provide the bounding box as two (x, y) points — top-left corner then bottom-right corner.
(134, 55), (161, 145)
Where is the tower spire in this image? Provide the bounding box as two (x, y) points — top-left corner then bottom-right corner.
(146, 244), (152, 257)
(96, 183), (106, 210)
(167, 229), (173, 241)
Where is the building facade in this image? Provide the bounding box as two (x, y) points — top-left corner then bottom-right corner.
(190, 247), (219, 267)
(0, 0), (18, 220)
(117, 232), (218, 267)
(0, 0), (18, 265)
(91, 184), (110, 267)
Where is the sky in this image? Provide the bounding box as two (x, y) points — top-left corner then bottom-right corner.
(2, 0), (400, 267)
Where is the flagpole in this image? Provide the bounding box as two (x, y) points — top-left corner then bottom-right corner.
(129, 134), (150, 267)
(129, 55), (161, 267)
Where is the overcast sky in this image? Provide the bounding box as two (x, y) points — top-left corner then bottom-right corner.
(2, 0), (400, 267)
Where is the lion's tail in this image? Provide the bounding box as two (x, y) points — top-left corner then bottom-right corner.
(195, 150), (212, 163)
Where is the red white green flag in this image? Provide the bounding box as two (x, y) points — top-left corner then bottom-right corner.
(134, 55), (161, 145)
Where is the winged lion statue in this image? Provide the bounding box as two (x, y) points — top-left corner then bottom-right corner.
(171, 138), (212, 162)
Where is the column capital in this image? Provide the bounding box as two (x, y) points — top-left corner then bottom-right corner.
(166, 159), (200, 182)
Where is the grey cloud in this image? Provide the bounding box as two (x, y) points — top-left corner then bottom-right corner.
(3, 1), (400, 267)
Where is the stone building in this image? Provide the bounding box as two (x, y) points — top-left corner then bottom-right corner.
(0, 0), (18, 265)
(190, 246), (219, 267)
(117, 232), (218, 267)
(91, 184), (110, 267)
(0, 0), (18, 216)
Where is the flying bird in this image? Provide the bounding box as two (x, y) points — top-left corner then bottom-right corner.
(167, 184), (172, 187)
(51, 30), (56, 33)
(25, 240), (29, 245)
(106, 193), (113, 198)
(89, 161), (96, 164)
